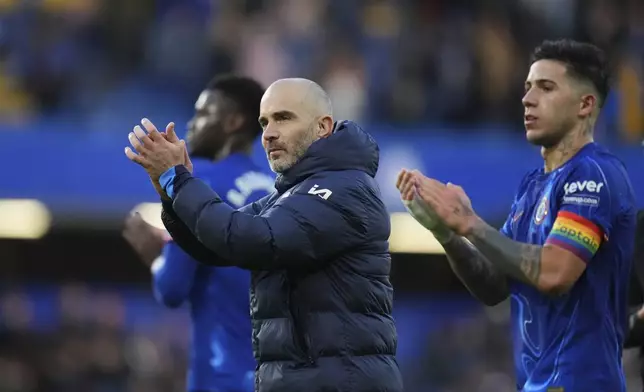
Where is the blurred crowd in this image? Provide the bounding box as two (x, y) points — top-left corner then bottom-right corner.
(1, 283), (642, 392)
(0, 284), (544, 392)
(0, 0), (641, 141)
(0, 284), (190, 392)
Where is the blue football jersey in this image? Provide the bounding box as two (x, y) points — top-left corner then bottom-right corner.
(153, 153), (274, 392)
(500, 143), (636, 392)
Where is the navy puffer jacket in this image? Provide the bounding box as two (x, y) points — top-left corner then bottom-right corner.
(161, 121), (403, 392)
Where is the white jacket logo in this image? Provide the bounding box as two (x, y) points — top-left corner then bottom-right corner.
(308, 184), (332, 200)
(563, 180), (604, 195)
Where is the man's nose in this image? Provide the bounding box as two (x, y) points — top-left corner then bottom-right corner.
(522, 91), (537, 108)
(262, 126), (279, 141)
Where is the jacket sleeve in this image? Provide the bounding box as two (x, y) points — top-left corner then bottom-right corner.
(165, 166), (373, 271)
(161, 195), (267, 266)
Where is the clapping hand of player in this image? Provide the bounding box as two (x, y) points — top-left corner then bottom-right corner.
(396, 169), (454, 243)
(396, 169), (480, 239)
(123, 212), (169, 267)
(125, 118), (193, 197)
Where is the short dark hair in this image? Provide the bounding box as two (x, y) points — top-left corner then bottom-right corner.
(206, 74), (265, 135)
(531, 39), (610, 108)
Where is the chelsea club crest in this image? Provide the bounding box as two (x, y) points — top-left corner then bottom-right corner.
(534, 196), (549, 225)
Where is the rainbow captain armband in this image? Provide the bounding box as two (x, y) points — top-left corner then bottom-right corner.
(545, 211), (604, 263)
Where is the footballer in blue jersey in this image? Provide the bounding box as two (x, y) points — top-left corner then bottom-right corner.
(124, 75), (274, 392)
(397, 39), (637, 392)
(498, 142), (636, 391)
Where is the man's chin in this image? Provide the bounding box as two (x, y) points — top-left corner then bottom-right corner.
(526, 129), (561, 148)
(526, 130), (540, 145)
(526, 129), (548, 146)
(269, 158), (295, 174)
(268, 160), (285, 174)
(185, 132), (194, 145)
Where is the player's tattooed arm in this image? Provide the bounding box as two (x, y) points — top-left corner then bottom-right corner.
(410, 175), (542, 288)
(465, 219), (543, 287)
(441, 235), (510, 306)
(410, 173), (584, 294)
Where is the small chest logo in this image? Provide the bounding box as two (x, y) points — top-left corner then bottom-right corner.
(534, 196), (548, 225)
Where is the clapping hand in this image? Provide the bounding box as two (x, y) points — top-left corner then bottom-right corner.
(125, 118), (193, 176)
(396, 169), (453, 243)
(125, 118), (193, 198)
(123, 212), (168, 267)
(396, 169), (480, 240)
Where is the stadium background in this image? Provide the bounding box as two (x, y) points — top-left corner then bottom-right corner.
(0, 0), (642, 390)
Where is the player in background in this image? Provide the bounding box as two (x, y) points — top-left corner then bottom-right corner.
(397, 39), (637, 391)
(623, 210), (644, 387)
(123, 75), (274, 392)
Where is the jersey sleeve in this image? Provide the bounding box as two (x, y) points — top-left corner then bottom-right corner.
(545, 160), (612, 263)
(500, 208), (515, 238)
(151, 240), (199, 308)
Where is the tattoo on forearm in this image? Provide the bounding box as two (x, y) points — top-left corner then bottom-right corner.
(518, 244), (542, 283)
(442, 236), (509, 306)
(467, 221), (543, 286)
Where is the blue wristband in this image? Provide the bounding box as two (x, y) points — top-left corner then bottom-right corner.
(159, 165), (192, 199)
(159, 167), (177, 198)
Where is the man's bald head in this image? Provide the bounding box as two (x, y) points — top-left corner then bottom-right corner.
(264, 78), (333, 119)
(259, 78), (335, 173)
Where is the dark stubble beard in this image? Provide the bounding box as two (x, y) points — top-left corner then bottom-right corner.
(527, 115), (577, 149)
(271, 122), (319, 173)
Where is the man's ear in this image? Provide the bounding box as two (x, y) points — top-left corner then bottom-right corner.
(578, 93), (596, 118)
(317, 115), (334, 138)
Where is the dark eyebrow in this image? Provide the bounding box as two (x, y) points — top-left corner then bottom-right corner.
(525, 79), (558, 88)
(258, 110), (298, 124)
(272, 110), (297, 119)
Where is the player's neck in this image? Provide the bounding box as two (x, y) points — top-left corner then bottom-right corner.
(541, 125), (594, 173)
